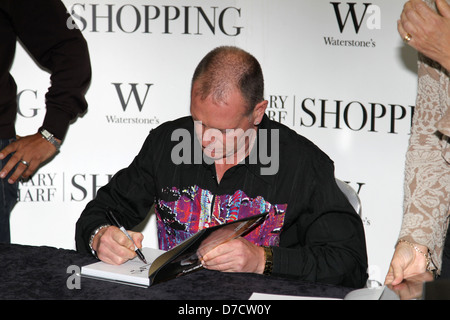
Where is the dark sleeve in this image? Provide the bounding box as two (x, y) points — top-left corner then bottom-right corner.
(9, 0), (91, 140)
(75, 133), (157, 254)
(272, 152), (368, 288)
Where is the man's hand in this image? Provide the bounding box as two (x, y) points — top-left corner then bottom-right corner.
(398, 0), (450, 70)
(0, 133), (60, 183)
(200, 237), (266, 274)
(92, 226), (144, 265)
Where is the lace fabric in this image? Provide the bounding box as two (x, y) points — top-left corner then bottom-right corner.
(399, 0), (450, 272)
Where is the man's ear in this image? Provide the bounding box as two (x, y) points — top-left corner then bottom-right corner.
(253, 100), (268, 125)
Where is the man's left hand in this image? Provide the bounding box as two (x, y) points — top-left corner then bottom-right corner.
(0, 133), (60, 183)
(200, 237), (266, 274)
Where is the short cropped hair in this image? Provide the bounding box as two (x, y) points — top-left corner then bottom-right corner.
(192, 46), (265, 114)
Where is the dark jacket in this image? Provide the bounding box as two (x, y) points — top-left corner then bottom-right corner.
(76, 115), (368, 288)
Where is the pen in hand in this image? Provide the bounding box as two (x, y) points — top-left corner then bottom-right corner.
(106, 208), (148, 264)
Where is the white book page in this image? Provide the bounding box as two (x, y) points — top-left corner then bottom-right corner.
(81, 247), (165, 287)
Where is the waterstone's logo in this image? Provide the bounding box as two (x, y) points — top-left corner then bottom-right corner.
(332, 2), (381, 33)
(66, 4), (243, 36)
(324, 2), (381, 48)
(106, 83), (160, 126)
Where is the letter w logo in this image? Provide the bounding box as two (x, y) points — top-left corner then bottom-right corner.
(112, 83), (153, 112)
(330, 2), (371, 34)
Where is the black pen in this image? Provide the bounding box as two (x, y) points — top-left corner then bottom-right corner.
(106, 208), (148, 264)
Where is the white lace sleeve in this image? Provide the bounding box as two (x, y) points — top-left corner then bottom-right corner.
(399, 51), (450, 273)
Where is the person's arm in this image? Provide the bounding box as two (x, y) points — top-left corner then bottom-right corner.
(274, 155), (368, 288)
(75, 133), (157, 262)
(385, 53), (450, 284)
(0, 0), (91, 183)
(13, 0), (91, 139)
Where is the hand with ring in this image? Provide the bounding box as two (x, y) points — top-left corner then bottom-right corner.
(20, 160), (30, 167)
(403, 33), (412, 43)
(398, 0), (450, 71)
(0, 133), (60, 184)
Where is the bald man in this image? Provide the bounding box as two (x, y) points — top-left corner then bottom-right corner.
(75, 46), (368, 288)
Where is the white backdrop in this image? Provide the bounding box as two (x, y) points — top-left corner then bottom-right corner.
(9, 0), (417, 284)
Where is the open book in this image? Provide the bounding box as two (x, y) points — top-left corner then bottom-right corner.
(81, 212), (268, 287)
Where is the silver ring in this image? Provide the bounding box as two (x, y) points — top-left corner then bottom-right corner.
(20, 160), (30, 167)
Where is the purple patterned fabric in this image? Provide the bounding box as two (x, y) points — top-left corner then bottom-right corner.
(155, 186), (286, 250)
